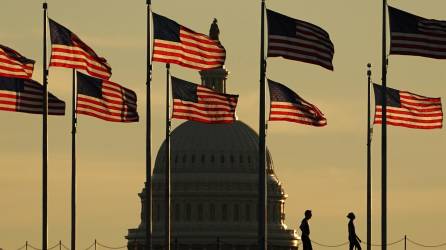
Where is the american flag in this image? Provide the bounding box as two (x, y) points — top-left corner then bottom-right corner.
(268, 79), (327, 127)
(389, 6), (446, 59)
(76, 72), (138, 122)
(152, 13), (226, 70)
(49, 19), (112, 80)
(0, 76), (65, 115)
(373, 84), (442, 129)
(267, 9), (334, 70)
(171, 76), (238, 124)
(0, 44), (35, 79)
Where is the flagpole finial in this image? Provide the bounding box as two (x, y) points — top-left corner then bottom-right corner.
(146, 0), (151, 5)
(367, 63), (371, 76)
(43, 2), (47, 9)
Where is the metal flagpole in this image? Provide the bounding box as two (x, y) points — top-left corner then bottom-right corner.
(381, 1), (388, 250)
(42, 3), (48, 250)
(259, 0), (267, 250)
(71, 69), (77, 250)
(165, 63), (171, 250)
(366, 63), (372, 250)
(145, 0), (153, 249)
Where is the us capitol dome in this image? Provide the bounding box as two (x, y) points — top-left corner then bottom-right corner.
(126, 65), (299, 249)
(126, 22), (299, 250)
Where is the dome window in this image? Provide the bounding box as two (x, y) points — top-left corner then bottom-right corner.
(211, 155), (215, 163)
(186, 203), (191, 221)
(230, 155), (234, 163)
(197, 204), (203, 221)
(222, 204), (227, 221)
(239, 155), (243, 163)
(233, 204), (239, 221)
(182, 155), (187, 163)
(209, 203), (216, 221)
(191, 155), (195, 163)
(174, 154), (178, 163)
(220, 155), (225, 163)
(245, 204), (251, 222)
(201, 155), (205, 163)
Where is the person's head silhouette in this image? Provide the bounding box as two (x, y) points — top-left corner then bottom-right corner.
(347, 212), (355, 220)
(304, 210), (312, 220)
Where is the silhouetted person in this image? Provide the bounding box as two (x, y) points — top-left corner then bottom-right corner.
(209, 18), (220, 41)
(300, 210), (313, 250)
(347, 212), (361, 250)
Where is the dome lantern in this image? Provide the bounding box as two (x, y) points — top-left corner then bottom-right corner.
(199, 66), (229, 93)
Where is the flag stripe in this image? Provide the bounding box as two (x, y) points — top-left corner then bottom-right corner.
(153, 40), (225, 60)
(172, 114), (235, 123)
(50, 45), (112, 69)
(269, 117), (327, 126)
(374, 120), (442, 129)
(270, 102), (327, 126)
(269, 36), (334, 57)
(375, 110), (442, 121)
(173, 100), (236, 113)
(77, 110), (138, 122)
(150, 56), (218, 71)
(268, 47), (334, 69)
(377, 106), (442, 116)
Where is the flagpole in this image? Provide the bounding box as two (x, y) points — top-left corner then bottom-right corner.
(42, 2), (48, 250)
(165, 63), (171, 250)
(145, 0), (153, 249)
(259, 0), (267, 250)
(381, 1), (388, 250)
(366, 63), (372, 250)
(71, 69), (77, 250)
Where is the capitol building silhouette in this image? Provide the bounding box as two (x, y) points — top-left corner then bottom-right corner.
(126, 64), (299, 250)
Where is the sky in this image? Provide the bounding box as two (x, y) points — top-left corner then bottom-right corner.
(1, 0), (446, 249)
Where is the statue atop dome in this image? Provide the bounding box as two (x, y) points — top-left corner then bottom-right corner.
(199, 18), (228, 93)
(209, 18), (220, 41)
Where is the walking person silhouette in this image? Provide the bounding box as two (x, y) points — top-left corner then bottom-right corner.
(300, 210), (313, 250)
(347, 212), (362, 250)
